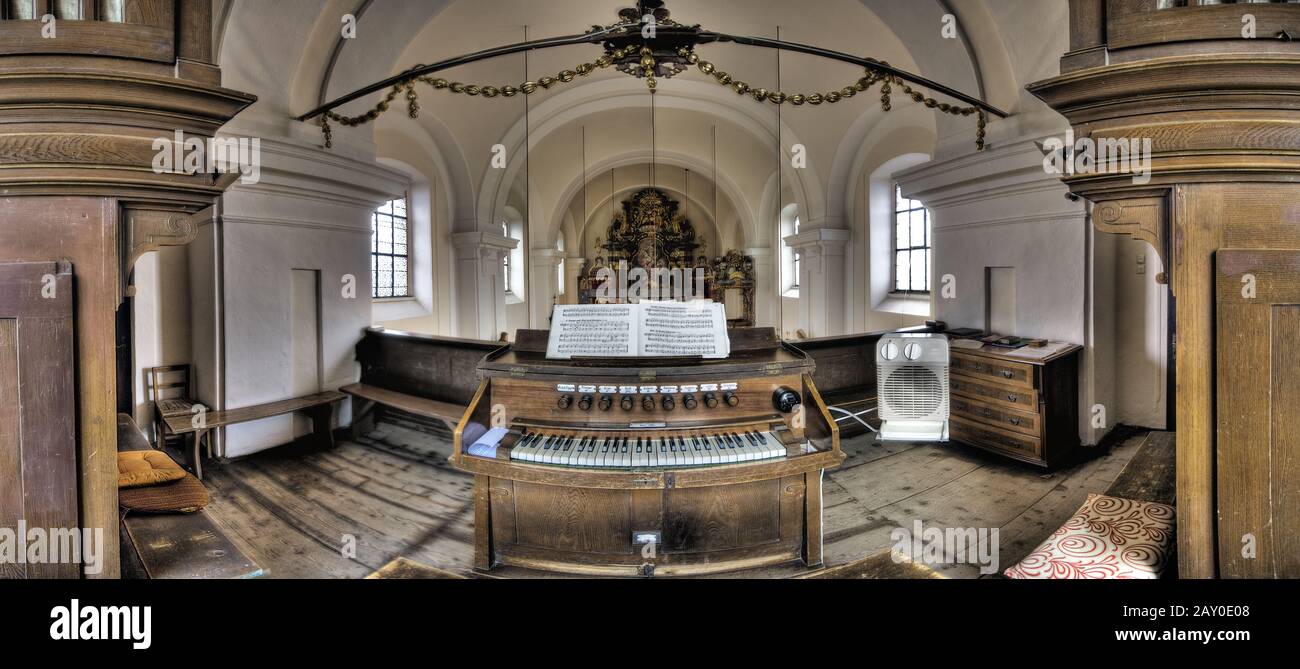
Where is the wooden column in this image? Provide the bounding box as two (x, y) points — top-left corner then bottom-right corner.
(0, 0), (254, 578)
(1030, 3), (1300, 578)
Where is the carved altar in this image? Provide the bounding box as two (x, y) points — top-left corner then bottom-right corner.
(578, 188), (755, 326)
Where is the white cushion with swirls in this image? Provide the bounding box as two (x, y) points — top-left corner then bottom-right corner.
(1004, 493), (1174, 579)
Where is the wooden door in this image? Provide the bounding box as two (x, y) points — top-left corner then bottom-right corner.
(1216, 249), (1300, 578)
(0, 260), (78, 578)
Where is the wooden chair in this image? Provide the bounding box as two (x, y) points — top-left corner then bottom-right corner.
(149, 364), (193, 449)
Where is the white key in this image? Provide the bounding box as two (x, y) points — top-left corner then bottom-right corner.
(564, 436), (583, 466)
(763, 432), (786, 459)
(732, 432), (757, 461)
(598, 437), (614, 468)
(721, 432), (742, 463)
(583, 437), (604, 467)
(665, 433), (686, 465)
(647, 438), (659, 467)
(631, 437), (646, 468)
(618, 437), (631, 468)
(524, 434), (547, 462)
(512, 433), (534, 462)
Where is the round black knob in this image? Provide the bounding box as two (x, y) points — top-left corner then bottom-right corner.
(724, 391), (740, 407)
(661, 395), (675, 411)
(578, 395), (593, 411)
(641, 395), (656, 411)
(703, 392), (719, 408)
(773, 387), (801, 413)
(598, 395), (613, 411)
(682, 394), (697, 410)
(621, 395), (635, 411)
(557, 394), (573, 409)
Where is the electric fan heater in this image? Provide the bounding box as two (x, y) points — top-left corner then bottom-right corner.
(876, 333), (949, 442)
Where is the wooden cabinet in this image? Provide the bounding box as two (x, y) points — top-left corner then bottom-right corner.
(948, 344), (1081, 469)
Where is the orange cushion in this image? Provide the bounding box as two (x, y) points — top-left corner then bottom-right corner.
(119, 474), (209, 514)
(117, 450), (188, 488)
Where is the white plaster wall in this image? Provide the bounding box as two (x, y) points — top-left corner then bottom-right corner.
(214, 137), (408, 458)
(896, 135), (1097, 443)
(130, 246), (193, 437)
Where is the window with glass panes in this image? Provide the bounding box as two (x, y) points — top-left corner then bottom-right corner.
(791, 216), (801, 288)
(893, 185), (930, 293)
(502, 222), (512, 293)
(371, 197), (409, 298)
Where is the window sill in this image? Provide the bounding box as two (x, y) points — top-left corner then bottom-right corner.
(505, 292), (525, 306)
(373, 296), (415, 303)
(782, 287), (800, 299)
(877, 293), (931, 317)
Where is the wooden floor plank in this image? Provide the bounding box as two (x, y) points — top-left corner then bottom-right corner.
(199, 420), (1156, 579)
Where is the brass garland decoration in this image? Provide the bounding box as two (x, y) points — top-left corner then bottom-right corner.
(676, 47), (986, 150)
(316, 48), (636, 148)
(314, 47), (986, 152)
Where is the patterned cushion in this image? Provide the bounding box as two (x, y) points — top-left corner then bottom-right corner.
(156, 398), (193, 416)
(119, 474), (210, 514)
(1004, 493), (1173, 579)
(117, 450), (188, 488)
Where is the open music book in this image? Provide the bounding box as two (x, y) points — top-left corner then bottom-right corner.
(546, 302), (731, 359)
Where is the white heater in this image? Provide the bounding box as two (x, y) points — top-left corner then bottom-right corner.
(876, 333), (949, 442)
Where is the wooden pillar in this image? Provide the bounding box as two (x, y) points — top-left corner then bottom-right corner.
(1030, 3), (1300, 578)
(0, 0), (255, 578)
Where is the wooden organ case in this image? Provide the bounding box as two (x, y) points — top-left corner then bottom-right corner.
(452, 328), (842, 576)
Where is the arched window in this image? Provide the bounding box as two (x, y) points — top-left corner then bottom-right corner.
(780, 203), (800, 296)
(893, 185), (930, 293)
(556, 232), (566, 296)
(501, 221), (512, 294)
(371, 195), (409, 298)
(792, 216), (801, 289)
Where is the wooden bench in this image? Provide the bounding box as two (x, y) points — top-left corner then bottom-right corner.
(160, 390), (346, 480)
(347, 327), (502, 436)
(341, 382), (468, 435)
(117, 414), (264, 579)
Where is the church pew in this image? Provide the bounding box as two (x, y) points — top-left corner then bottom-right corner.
(348, 327), (505, 435)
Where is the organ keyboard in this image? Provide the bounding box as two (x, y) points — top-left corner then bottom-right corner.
(452, 327), (843, 577)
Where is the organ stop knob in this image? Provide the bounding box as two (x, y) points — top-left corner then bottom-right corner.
(598, 395), (613, 411)
(682, 394), (697, 410)
(578, 395), (593, 411)
(661, 395), (675, 411)
(621, 395), (635, 411)
(703, 392), (719, 408)
(724, 391), (740, 407)
(557, 394), (573, 409)
(641, 395), (656, 411)
(773, 387), (801, 413)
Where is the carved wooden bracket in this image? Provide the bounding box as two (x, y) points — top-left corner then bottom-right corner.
(1092, 194), (1171, 288)
(121, 205), (213, 300)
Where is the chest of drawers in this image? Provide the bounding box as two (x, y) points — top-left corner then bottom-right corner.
(947, 342), (1082, 468)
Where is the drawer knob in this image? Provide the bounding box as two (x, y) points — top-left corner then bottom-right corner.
(982, 409), (993, 417)
(1007, 394), (1019, 402)
(1001, 370), (1013, 379)
(1010, 418), (1022, 426)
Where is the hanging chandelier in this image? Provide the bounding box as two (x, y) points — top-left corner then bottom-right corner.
(298, 0), (1005, 151)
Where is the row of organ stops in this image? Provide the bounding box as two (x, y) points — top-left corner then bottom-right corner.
(557, 391), (740, 412)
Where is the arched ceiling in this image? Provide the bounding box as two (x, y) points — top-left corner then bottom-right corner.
(218, 0), (1052, 240)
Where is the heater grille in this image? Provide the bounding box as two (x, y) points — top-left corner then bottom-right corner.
(881, 365), (945, 419)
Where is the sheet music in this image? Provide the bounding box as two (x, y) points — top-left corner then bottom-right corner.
(546, 304), (637, 358)
(638, 301), (730, 358)
(546, 302), (730, 359)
